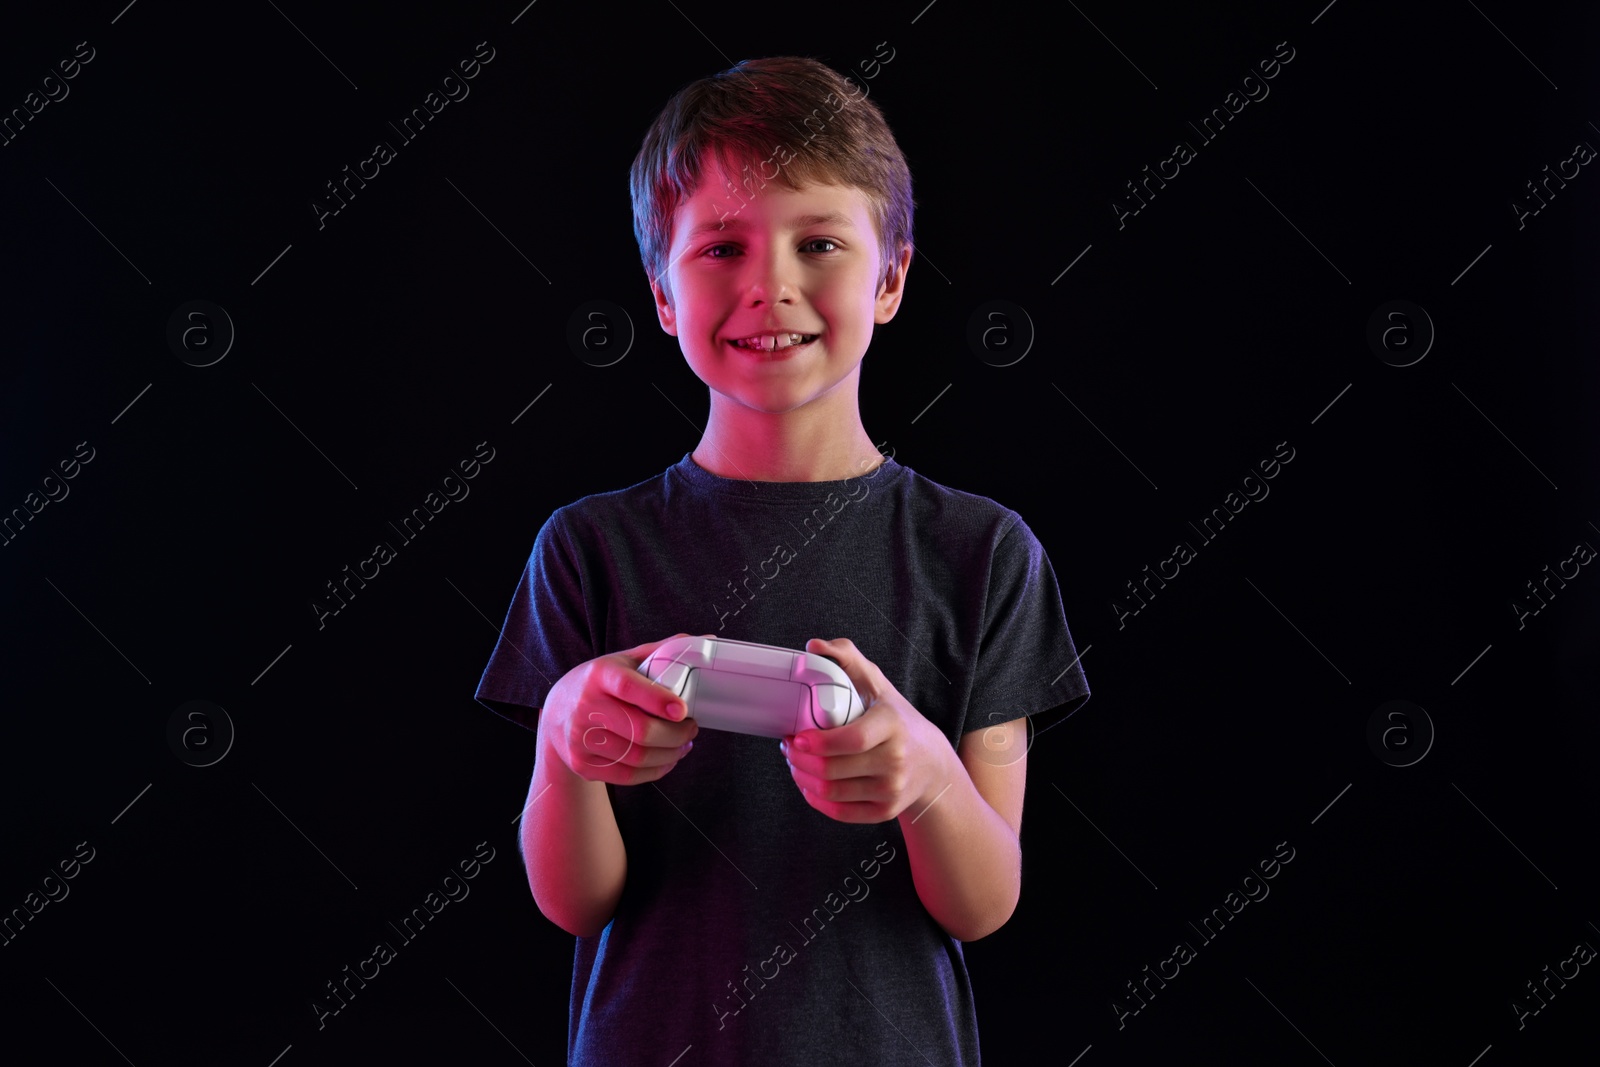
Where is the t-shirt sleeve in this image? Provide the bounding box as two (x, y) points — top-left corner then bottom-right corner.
(962, 511), (1091, 737)
(473, 508), (597, 732)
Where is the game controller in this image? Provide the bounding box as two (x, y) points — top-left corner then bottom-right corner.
(640, 636), (867, 738)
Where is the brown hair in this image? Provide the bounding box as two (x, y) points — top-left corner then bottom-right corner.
(630, 56), (914, 295)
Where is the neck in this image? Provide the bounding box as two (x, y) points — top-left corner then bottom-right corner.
(693, 398), (884, 483)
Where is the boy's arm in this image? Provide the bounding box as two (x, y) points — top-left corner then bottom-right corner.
(520, 718), (628, 938)
(519, 638), (701, 938)
(895, 718), (1026, 943)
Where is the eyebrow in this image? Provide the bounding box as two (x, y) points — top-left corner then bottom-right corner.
(684, 211), (857, 240)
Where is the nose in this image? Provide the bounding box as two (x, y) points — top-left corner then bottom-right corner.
(743, 244), (796, 307)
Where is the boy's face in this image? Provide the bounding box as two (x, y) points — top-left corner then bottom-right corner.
(650, 157), (910, 416)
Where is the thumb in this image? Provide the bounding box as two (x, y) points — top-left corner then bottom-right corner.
(805, 637), (878, 706)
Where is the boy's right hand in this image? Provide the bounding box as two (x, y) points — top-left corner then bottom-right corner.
(538, 633), (704, 786)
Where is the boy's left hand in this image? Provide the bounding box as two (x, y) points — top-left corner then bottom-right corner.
(781, 637), (956, 824)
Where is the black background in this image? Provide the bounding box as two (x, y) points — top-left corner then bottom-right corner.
(2, 1), (1597, 1064)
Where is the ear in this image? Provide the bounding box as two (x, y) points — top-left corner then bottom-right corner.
(650, 273), (678, 336)
(874, 244), (913, 324)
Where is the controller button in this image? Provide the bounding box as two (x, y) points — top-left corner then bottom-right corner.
(656, 662), (691, 696)
(813, 684), (852, 727)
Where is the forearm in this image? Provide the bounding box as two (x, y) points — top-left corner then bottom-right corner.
(897, 747), (1021, 942)
(524, 727), (627, 937)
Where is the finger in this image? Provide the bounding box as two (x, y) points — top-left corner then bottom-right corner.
(575, 717), (638, 770)
(788, 766), (889, 821)
(582, 695), (698, 753)
(614, 756), (688, 786)
(604, 653), (692, 724)
(789, 722), (858, 759)
(788, 702), (890, 758)
(789, 764), (878, 804)
(577, 716), (695, 771)
(814, 801), (890, 824)
(797, 638), (876, 759)
(577, 739), (691, 786)
(604, 734), (696, 770)
(782, 737), (872, 780)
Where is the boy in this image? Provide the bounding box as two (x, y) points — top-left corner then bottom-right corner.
(475, 56), (1089, 1064)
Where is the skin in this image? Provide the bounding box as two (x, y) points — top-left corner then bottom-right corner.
(650, 155), (905, 483)
(786, 638), (1029, 942)
(525, 634), (704, 936)
(524, 157), (1029, 943)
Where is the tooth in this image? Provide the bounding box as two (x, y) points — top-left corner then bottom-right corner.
(734, 334), (813, 350)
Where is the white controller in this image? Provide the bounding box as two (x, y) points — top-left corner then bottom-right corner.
(640, 636), (867, 738)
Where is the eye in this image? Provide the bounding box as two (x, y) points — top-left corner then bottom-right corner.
(702, 243), (739, 259)
(802, 238), (839, 254)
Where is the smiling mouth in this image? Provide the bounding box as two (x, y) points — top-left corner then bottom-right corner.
(728, 332), (819, 351)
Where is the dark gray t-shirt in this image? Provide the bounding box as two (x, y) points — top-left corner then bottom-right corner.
(475, 451), (1090, 1066)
